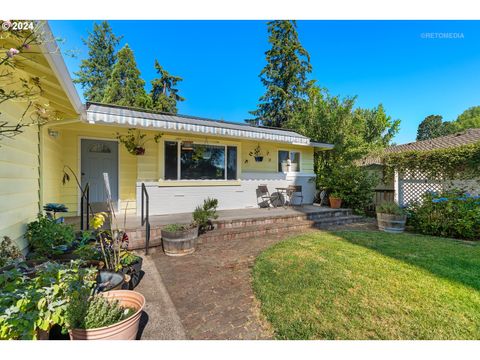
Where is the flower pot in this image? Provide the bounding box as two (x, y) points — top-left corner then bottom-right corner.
(96, 270), (126, 292)
(69, 290), (145, 340)
(376, 213), (407, 233)
(329, 196), (342, 209)
(121, 257), (143, 290)
(161, 225), (199, 256)
(134, 147), (145, 155)
(254, 156), (263, 162)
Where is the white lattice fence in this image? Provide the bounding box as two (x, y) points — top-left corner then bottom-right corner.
(397, 170), (444, 206)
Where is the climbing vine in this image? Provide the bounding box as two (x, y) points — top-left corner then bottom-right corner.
(383, 142), (480, 181)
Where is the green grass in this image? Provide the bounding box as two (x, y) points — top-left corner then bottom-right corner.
(252, 231), (480, 339)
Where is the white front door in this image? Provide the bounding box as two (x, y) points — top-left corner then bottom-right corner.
(81, 139), (119, 208)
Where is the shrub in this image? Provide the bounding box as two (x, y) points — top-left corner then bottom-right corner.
(407, 191), (480, 240)
(322, 165), (379, 214)
(65, 294), (134, 330)
(0, 261), (97, 339)
(0, 236), (22, 268)
(376, 202), (405, 216)
(25, 215), (75, 256)
(193, 198), (219, 232)
(162, 223), (191, 232)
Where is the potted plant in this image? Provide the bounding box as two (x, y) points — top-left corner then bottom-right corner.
(328, 192), (342, 209)
(161, 197), (218, 256)
(161, 223), (199, 256)
(66, 290), (145, 340)
(376, 202), (407, 233)
(249, 144), (269, 162)
(116, 128), (162, 156)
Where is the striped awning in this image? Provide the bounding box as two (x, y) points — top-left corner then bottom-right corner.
(85, 102), (333, 149)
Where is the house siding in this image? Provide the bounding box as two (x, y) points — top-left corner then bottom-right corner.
(0, 101), (41, 252)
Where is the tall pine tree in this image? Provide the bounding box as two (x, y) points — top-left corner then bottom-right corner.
(149, 59), (185, 113)
(102, 44), (149, 108)
(74, 21), (122, 102)
(248, 20), (313, 128)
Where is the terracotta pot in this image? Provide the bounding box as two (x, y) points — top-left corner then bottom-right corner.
(329, 196), (342, 209)
(377, 213), (407, 233)
(161, 225), (199, 256)
(69, 290), (145, 340)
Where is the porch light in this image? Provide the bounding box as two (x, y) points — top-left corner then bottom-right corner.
(48, 129), (59, 138)
(181, 141), (194, 151)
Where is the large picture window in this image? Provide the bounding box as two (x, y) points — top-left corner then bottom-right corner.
(164, 141), (238, 180)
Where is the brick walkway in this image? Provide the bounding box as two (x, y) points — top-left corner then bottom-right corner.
(152, 231), (313, 339)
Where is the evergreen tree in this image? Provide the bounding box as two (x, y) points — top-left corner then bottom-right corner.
(248, 20), (314, 128)
(149, 59), (185, 113)
(416, 115), (456, 140)
(102, 44), (150, 108)
(74, 21), (122, 102)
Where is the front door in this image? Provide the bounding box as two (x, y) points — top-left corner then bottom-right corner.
(81, 139), (119, 209)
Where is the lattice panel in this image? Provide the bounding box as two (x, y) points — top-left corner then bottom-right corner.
(399, 180), (443, 206)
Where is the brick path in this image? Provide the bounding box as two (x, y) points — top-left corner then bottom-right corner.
(151, 231), (311, 339)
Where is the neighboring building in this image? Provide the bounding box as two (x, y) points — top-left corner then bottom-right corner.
(360, 129), (480, 207)
(0, 23), (332, 250)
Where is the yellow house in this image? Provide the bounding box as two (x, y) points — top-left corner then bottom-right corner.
(0, 22), (332, 251)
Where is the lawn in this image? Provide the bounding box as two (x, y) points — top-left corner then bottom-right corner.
(252, 231), (480, 340)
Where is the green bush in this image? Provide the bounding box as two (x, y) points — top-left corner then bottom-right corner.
(376, 202), (405, 216)
(407, 191), (480, 240)
(0, 261), (97, 339)
(65, 294), (134, 330)
(25, 215), (75, 256)
(0, 236), (22, 268)
(322, 165), (379, 214)
(193, 198), (219, 232)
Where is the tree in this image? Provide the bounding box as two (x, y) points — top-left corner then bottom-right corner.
(455, 106), (480, 130)
(74, 21), (122, 102)
(102, 44), (149, 108)
(248, 20), (314, 128)
(287, 86), (399, 187)
(416, 115), (445, 140)
(149, 60), (185, 113)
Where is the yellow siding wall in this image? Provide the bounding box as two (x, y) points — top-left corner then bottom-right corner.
(0, 101), (41, 252)
(49, 123), (138, 215)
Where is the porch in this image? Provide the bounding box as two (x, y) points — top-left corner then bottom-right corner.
(66, 204), (362, 249)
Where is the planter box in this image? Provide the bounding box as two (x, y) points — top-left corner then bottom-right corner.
(377, 213), (407, 233)
(161, 225), (199, 256)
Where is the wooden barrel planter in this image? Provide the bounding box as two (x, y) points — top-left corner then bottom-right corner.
(161, 225), (199, 256)
(377, 213), (407, 233)
(329, 196), (342, 209)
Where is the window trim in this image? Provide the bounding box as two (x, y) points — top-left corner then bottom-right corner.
(164, 140), (238, 181)
(278, 149), (301, 173)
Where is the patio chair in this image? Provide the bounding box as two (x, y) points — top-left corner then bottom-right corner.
(256, 184), (273, 209)
(287, 185), (304, 207)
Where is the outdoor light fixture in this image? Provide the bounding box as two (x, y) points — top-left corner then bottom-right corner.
(48, 129), (59, 139)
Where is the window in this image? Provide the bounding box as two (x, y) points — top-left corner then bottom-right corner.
(89, 143), (111, 153)
(163, 141), (238, 180)
(278, 150), (300, 172)
(164, 141), (178, 180)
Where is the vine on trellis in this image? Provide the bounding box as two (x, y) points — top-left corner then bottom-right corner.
(382, 142), (480, 181)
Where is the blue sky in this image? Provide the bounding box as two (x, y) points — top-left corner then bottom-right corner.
(49, 20), (480, 145)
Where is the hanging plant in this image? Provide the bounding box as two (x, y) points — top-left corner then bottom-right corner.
(116, 128), (163, 156)
(249, 144), (270, 162)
